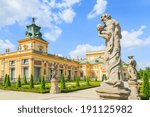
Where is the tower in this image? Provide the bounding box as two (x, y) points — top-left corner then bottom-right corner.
(18, 17), (48, 54)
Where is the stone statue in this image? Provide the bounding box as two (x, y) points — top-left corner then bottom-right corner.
(97, 13), (123, 87)
(96, 14), (130, 100)
(52, 62), (58, 79)
(128, 56), (138, 81)
(50, 62), (60, 94)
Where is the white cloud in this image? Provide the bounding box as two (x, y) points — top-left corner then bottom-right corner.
(69, 44), (105, 58)
(87, 0), (107, 19)
(0, 39), (15, 53)
(121, 25), (150, 48)
(59, 8), (76, 23)
(0, 0), (81, 42)
(44, 26), (62, 42)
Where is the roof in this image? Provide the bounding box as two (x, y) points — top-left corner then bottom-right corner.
(78, 57), (104, 65)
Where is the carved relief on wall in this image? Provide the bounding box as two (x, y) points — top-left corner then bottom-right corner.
(38, 45), (44, 52)
(23, 45), (28, 50)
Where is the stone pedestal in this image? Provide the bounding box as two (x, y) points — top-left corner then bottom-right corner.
(96, 82), (131, 100)
(50, 79), (60, 94)
(128, 81), (140, 100)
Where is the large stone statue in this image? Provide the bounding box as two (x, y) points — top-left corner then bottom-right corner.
(128, 56), (138, 81)
(97, 13), (123, 86)
(96, 14), (130, 100)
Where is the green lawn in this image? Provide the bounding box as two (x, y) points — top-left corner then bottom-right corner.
(0, 81), (100, 93)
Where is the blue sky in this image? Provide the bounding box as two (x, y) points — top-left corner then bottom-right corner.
(0, 0), (150, 69)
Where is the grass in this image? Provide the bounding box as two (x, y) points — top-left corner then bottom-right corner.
(0, 81), (100, 94)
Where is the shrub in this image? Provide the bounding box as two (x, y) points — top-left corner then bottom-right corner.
(4, 74), (7, 85)
(40, 76), (45, 90)
(67, 75), (70, 81)
(16, 75), (22, 88)
(5, 75), (11, 87)
(38, 76), (41, 84)
(84, 76), (86, 81)
(60, 74), (66, 89)
(142, 72), (150, 98)
(76, 77), (80, 87)
(30, 74), (34, 88)
(95, 77), (98, 81)
(74, 76), (76, 81)
(86, 76), (90, 86)
(24, 75), (27, 85)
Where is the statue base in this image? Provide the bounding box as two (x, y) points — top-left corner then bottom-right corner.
(50, 79), (60, 94)
(128, 81), (140, 100)
(96, 81), (131, 100)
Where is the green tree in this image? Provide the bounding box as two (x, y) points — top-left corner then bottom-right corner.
(74, 75), (76, 81)
(138, 69), (144, 79)
(16, 75), (22, 88)
(60, 74), (66, 89)
(84, 76), (86, 81)
(67, 75), (70, 81)
(86, 76), (90, 86)
(38, 76), (41, 84)
(24, 75), (27, 85)
(5, 75), (11, 87)
(76, 77), (80, 87)
(30, 74), (34, 88)
(142, 72), (150, 98)
(40, 76), (46, 90)
(3, 74), (7, 85)
(95, 76), (98, 81)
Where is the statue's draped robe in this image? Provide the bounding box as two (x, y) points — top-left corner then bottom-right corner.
(100, 19), (123, 84)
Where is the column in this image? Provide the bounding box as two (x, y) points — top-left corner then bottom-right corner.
(29, 58), (34, 77)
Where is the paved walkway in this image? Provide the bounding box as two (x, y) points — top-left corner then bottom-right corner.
(0, 87), (99, 100)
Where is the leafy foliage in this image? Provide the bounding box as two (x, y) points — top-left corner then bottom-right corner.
(86, 76), (90, 86)
(40, 76), (46, 90)
(30, 74), (34, 89)
(24, 75), (27, 85)
(142, 72), (150, 98)
(60, 74), (66, 89)
(5, 75), (11, 87)
(76, 77), (80, 87)
(16, 75), (22, 88)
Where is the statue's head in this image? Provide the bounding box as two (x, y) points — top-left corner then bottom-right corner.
(100, 13), (111, 23)
(128, 56), (134, 59)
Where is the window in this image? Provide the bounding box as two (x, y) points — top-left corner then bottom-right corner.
(10, 60), (15, 66)
(24, 67), (29, 78)
(22, 59), (29, 65)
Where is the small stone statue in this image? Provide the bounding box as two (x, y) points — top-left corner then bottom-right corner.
(50, 62), (60, 94)
(128, 56), (138, 81)
(52, 62), (58, 79)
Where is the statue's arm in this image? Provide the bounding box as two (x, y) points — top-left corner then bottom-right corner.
(99, 30), (111, 40)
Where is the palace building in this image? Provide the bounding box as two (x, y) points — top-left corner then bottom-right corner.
(0, 18), (128, 82)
